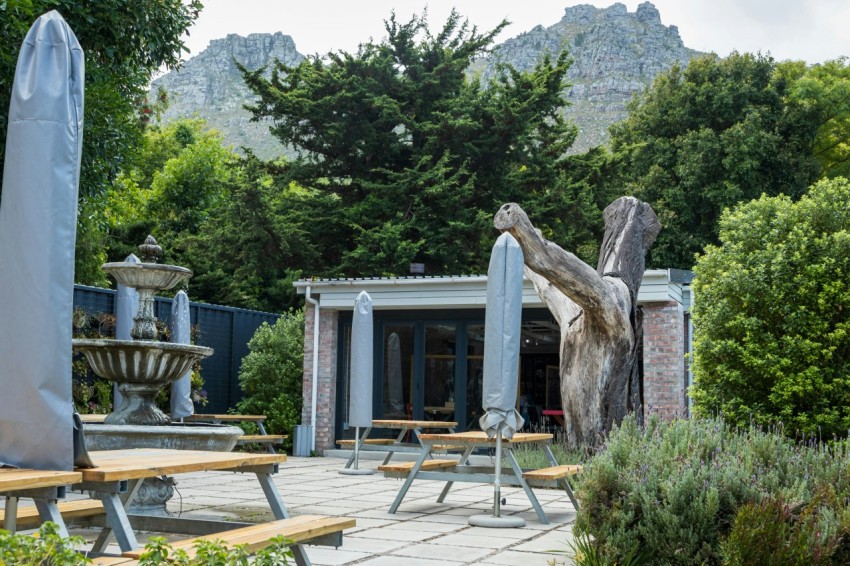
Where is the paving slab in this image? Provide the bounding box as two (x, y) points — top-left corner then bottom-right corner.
(3, 455), (576, 565)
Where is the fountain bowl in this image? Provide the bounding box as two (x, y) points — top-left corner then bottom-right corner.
(102, 262), (192, 290)
(84, 422), (242, 452)
(72, 339), (212, 384)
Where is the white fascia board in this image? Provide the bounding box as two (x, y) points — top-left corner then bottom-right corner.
(295, 269), (689, 311)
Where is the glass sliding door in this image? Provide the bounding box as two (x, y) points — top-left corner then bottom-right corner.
(382, 323), (414, 420)
(466, 324), (485, 431)
(423, 323), (457, 422)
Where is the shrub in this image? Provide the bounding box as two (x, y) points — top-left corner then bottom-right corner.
(0, 522), (88, 565)
(691, 177), (850, 438)
(236, 309), (304, 447)
(0, 523), (293, 565)
(574, 416), (850, 565)
(721, 492), (850, 566)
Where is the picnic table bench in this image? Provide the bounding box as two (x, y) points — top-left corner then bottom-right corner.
(185, 414), (287, 453)
(339, 419), (458, 469)
(72, 448), (352, 565)
(80, 413), (287, 454)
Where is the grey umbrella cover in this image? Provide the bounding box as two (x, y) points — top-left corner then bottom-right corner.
(386, 333), (405, 415)
(112, 253), (140, 410)
(479, 233), (526, 439)
(0, 11), (84, 470)
(348, 291), (373, 428)
(170, 290), (194, 418)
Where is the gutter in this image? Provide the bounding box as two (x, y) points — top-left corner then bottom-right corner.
(304, 286), (320, 453)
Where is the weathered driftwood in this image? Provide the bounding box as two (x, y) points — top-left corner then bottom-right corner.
(494, 198), (660, 448)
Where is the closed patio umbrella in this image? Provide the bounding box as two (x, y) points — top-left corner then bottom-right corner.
(112, 253), (140, 411)
(386, 332), (405, 416)
(340, 290), (374, 475)
(169, 290), (194, 419)
(471, 232), (526, 528)
(0, 11), (84, 471)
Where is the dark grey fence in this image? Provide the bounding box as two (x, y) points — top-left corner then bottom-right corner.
(73, 285), (280, 413)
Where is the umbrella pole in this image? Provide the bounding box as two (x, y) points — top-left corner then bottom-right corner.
(353, 426), (361, 469)
(494, 424), (502, 517)
(340, 426), (374, 475)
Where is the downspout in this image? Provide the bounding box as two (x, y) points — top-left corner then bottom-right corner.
(305, 286), (320, 453)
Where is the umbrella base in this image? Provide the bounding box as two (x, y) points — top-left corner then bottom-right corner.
(339, 468), (374, 475)
(468, 514), (526, 528)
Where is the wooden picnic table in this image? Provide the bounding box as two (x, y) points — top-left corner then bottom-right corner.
(380, 431), (580, 524)
(73, 448), (304, 557)
(341, 419), (457, 469)
(0, 468), (82, 535)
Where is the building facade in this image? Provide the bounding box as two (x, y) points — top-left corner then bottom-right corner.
(294, 270), (692, 454)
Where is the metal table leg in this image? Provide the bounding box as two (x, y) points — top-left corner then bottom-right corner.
(388, 446), (431, 514)
(90, 478), (143, 553)
(344, 426), (371, 469)
(544, 444), (580, 510)
(257, 421), (276, 454)
(505, 448), (549, 524)
(437, 447), (473, 503)
(4, 496), (18, 534)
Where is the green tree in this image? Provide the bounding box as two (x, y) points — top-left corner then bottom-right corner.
(0, 0), (202, 282)
(236, 310), (305, 445)
(610, 52), (822, 269)
(790, 57), (850, 179)
(691, 177), (850, 438)
(242, 10), (575, 276)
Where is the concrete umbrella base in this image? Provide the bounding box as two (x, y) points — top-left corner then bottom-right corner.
(468, 514), (526, 528)
(339, 468), (375, 475)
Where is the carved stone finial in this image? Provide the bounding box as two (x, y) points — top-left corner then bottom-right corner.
(139, 235), (162, 263)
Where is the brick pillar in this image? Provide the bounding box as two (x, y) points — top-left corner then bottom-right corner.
(642, 301), (686, 419)
(302, 302), (339, 454)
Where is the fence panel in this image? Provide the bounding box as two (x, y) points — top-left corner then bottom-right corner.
(73, 285), (279, 414)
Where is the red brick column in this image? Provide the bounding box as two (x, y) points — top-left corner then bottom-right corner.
(302, 303), (339, 454)
(642, 301), (686, 419)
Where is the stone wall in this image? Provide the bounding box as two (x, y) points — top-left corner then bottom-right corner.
(301, 303), (339, 454)
(642, 300), (686, 419)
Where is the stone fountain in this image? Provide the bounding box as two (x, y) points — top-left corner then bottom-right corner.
(73, 237), (242, 512)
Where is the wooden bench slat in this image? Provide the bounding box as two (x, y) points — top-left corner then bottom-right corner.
(336, 439), (395, 446)
(185, 414), (267, 422)
(378, 459), (457, 473)
(0, 499), (104, 529)
(237, 435), (287, 443)
(121, 515), (355, 559)
(90, 556), (138, 565)
(522, 464), (583, 481)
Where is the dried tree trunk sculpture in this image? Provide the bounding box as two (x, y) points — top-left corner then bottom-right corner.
(494, 197), (661, 448)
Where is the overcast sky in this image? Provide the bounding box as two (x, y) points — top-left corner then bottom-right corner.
(183, 1), (848, 64)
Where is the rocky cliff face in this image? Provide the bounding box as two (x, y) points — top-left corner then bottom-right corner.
(152, 32), (303, 159)
(470, 2), (704, 151)
(152, 2), (703, 158)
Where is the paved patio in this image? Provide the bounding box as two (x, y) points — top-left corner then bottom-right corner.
(64, 455), (577, 565)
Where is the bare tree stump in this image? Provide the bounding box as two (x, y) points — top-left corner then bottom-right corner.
(494, 197), (660, 448)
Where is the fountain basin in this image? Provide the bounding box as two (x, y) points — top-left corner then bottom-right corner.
(72, 339), (212, 384)
(83, 423), (242, 452)
(102, 262), (192, 290)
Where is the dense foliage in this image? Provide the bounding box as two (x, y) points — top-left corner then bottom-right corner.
(0, 522), (293, 565)
(241, 11), (585, 277)
(0, 0), (201, 282)
(575, 416), (850, 565)
(235, 310), (305, 446)
(690, 177), (850, 437)
(610, 52), (823, 269)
